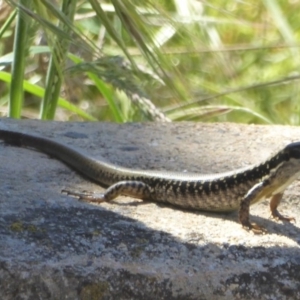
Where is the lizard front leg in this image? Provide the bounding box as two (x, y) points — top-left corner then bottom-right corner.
(270, 193), (295, 222)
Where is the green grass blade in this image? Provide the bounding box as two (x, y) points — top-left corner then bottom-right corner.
(167, 105), (272, 124)
(0, 71), (96, 121)
(40, 0), (78, 120)
(9, 0), (32, 118)
(68, 54), (123, 122)
(263, 0), (296, 45)
(0, 8), (17, 39)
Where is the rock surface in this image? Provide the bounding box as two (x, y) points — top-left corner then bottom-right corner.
(0, 118), (300, 300)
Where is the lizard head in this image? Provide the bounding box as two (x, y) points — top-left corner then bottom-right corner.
(284, 141), (300, 159)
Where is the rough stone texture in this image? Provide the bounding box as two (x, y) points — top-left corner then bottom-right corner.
(0, 118), (300, 300)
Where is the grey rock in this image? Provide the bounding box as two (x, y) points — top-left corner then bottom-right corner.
(0, 118), (300, 299)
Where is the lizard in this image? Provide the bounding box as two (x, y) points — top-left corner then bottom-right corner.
(0, 128), (299, 232)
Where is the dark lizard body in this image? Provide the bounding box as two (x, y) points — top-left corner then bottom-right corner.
(1, 129), (300, 232)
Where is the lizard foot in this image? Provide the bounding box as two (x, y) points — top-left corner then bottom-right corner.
(62, 189), (106, 203)
(242, 221), (267, 234)
(271, 209), (296, 223)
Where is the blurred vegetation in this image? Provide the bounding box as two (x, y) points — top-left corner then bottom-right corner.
(0, 0), (299, 124)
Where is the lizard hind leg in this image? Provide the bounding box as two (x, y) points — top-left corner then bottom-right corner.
(270, 193), (295, 222)
(62, 180), (152, 204)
